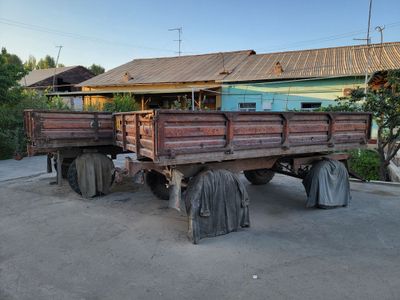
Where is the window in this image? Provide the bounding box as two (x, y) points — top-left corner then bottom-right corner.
(301, 102), (321, 111)
(238, 102), (256, 112)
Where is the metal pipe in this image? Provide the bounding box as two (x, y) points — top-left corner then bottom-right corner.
(191, 87), (195, 111)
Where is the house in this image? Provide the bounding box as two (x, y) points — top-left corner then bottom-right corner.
(21, 66), (95, 109)
(77, 42), (400, 111)
(220, 42), (400, 112)
(77, 50), (254, 110)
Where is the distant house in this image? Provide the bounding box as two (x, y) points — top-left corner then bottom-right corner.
(21, 66), (95, 110)
(77, 42), (400, 111)
(220, 42), (400, 112)
(77, 50), (254, 110)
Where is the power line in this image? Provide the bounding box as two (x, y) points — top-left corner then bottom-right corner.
(254, 20), (400, 53)
(0, 17), (176, 53)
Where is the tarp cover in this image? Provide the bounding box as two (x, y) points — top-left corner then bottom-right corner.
(302, 159), (350, 208)
(75, 153), (114, 198)
(184, 169), (250, 244)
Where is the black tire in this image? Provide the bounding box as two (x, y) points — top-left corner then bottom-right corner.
(61, 158), (74, 179)
(146, 171), (170, 200)
(67, 160), (82, 195)
(244, 169), (275, 185)
(67, 157), (116, 196)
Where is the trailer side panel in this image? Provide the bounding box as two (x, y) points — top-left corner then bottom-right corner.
(24, 110), (114, 155)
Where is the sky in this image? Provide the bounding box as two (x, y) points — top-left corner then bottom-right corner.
(0, 0), (399, 71)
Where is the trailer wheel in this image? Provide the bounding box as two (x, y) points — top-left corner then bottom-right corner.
(244, 169), (275, 185)
(146, 171), (170, 200)
(67, 160), (82, 195)
(67, 156), (115, 196)
(61, 158), (74, 179)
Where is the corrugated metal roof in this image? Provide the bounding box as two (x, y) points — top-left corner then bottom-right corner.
(78, 50), (255, 87)
(222, 42), (400, 82)
(20, 66), (78, 87)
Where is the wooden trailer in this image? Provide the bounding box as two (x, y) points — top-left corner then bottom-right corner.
(24, 109), (371, 199)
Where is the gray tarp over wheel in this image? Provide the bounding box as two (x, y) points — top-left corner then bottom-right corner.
(73, 153), (115, 198)
(302, 158), (350, 208)
(184, 169), (250, 244)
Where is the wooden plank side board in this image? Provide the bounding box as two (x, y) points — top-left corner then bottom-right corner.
(24, 110), (114, 155)
(150, 110), (371, 164)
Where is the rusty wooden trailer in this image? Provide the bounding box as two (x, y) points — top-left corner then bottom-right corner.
(113, 110), (371, 200)
(24, 109), (371, 199)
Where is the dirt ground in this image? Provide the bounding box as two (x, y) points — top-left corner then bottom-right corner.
(1, 168), (400, 300)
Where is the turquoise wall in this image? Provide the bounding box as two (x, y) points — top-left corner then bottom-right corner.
(220, 77), (365, 111)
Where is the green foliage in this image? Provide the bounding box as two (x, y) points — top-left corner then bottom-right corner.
(0, 47), (90, 159)
(103, 93), (139, 112)
(348, 149), (380, 181)
(23, 55), (64, 71)
(23, 55), (37, 71)
(317, 90), (364, 112)
(36, 55), (56, 69)
(83, 103), (103, 112)
(0, 48), (26, 104)
(346, 72), (400, 180)
(170, 95), (191, 110)
(0, 90), (49, 159)
(47, 95), (70, 110)
(88, 63), (105, 75)
(0, 88), (70, 159)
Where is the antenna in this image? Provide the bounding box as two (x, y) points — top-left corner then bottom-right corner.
(168, 27), (182, 56)
(52, 45), (63, 92)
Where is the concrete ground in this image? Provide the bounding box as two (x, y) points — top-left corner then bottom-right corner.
(0, 158), (400, 299)
(0, 156), (47, 182)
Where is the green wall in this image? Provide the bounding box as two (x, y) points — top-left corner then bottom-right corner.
(221, 76), (365, 111)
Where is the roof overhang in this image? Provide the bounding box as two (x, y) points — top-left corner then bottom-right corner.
(47, 86), (220, 97)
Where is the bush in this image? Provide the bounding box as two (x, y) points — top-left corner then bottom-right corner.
(0, 90), (69, 159)
(103, 93), (139, 112)
(348, 149), (380, 181)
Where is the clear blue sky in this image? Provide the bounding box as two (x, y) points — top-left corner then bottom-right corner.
(1, 0), (399, 70)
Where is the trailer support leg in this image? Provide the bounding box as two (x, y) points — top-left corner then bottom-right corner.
(168, 169), (184, 213)
(56, 151), (63, 185)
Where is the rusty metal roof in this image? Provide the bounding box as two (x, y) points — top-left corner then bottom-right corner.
(78, 50), (255, 87)
(222, 42), (400, 82)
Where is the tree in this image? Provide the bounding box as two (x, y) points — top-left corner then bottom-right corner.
(88, 63), (105, 75)
(323, 70), (400, 181)
(37, 55), (56, 69)
(0, 48), (70, 159)
(0, 48), (25, 104)
(24, 55), (37, 71)
(364, 71), (400, 180)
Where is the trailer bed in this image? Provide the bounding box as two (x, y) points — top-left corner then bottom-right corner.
(114, 110), (372, 165)
(24, 110), (114, 155)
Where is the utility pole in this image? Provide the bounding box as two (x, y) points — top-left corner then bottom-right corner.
(52, 45), (63, 92)
(168, 27), (182, 56)
(375, 25), (385, 67)
(354, 0), (373, 96)
(364, 0), (373, 95)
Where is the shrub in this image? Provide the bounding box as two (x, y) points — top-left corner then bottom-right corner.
(0, 91), (69, 159)
(103, 93), (139, 112)
(348, 149), (380, 181)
